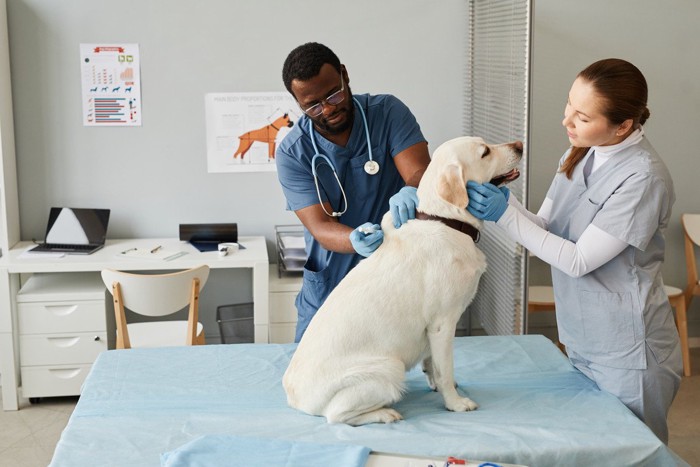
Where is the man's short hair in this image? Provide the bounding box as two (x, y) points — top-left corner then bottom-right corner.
(282, 42), (342, 96)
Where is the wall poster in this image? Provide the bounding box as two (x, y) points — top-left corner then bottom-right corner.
(205, 92), (298, 173)
(80, 43), (141, 126)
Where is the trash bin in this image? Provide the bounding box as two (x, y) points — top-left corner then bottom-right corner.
(216, 303), (254, 344)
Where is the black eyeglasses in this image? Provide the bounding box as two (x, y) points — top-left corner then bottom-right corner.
(302, 75), (345, 117)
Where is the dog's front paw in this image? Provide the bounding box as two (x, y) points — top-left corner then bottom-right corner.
(446, 396), (479, 412)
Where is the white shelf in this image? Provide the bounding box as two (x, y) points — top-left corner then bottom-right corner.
(17, 272), (105, 302)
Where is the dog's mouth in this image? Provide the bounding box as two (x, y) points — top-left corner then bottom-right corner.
(489, 168), (520, 186)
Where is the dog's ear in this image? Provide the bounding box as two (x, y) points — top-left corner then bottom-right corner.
(437, 163), (468, 208)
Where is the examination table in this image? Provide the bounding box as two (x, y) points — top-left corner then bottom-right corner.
(49, 335), (684, 466)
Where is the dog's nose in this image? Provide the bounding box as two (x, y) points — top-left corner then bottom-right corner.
(513, 141), (523, 154)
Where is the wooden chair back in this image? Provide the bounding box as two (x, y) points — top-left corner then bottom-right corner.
(682, 214), (700, 306)
(101, 265), (210, 349)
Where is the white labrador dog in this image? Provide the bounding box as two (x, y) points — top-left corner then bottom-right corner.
(283, 136), (522, 425)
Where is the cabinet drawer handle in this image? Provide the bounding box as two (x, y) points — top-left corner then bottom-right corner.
(46, 336), (80, 348)
(48, 368), (81, 379)
(44, 305), (79, 317)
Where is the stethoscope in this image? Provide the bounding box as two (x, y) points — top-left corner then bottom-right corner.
(310, 97), (379, 217)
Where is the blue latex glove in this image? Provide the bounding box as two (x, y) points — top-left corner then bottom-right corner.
(466, 181), (510, 222)
(349, 222), (384, 257)
(389, 186), (419, 228)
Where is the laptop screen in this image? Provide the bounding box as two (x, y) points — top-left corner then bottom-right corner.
(44, 207), (110, 245)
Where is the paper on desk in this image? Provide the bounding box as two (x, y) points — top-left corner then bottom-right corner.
(117, 248), (188, 261)
(19, 247), (66, 259)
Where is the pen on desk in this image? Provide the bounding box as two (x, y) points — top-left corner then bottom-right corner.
(150, 245), (162, 254)
(121, 247), (137, 254)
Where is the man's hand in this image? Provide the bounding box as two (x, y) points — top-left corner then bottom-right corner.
(349, 222), (384, 257)
(389, 186), (419, 229)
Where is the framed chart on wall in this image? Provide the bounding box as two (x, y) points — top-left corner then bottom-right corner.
(205, 92), (298, 173)
(80, 44), (142, 127)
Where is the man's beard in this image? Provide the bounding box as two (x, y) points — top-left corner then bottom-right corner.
(312, 90), (355, 135)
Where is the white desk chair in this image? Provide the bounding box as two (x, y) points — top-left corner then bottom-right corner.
(676, 212), (700, 376)
(528, 285), (555, 313)
(102, 265), (210, 349)
(683, 214), (700, 304)
(664, 285), (690, 377)
(527, 285), (565, 352)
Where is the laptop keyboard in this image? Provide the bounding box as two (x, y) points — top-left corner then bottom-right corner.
(41, 243), (97, 251)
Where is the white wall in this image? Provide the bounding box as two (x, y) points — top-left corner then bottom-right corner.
(6, 0), (467, 249)
(0, 0), (19, 254)
(5, 0), (468, 342)
(6, 1), (699, 340)
(529, 0), (700, 339)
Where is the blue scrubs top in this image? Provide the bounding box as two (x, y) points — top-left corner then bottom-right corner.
(276, 93), (426, 341)
(546, 137), (679, 369)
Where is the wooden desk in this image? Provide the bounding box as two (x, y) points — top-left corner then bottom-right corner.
(0, 236), (269, 410)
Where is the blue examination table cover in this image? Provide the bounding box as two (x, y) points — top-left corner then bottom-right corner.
(50, 335), (684, 466)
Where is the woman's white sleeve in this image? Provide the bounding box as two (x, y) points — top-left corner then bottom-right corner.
(495, 205), (628, 277)
(507, 195), (549, 228)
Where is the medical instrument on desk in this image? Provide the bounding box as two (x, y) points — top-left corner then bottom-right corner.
(426, 458), (503, 467)
(444, 457), (466, 466)
(218, 242), (239, 256)
(310, 97), (378, 218)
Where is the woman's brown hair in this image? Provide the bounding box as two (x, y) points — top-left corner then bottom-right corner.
(560, 59), (650, 179)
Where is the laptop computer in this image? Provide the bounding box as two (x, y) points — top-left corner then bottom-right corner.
(29, 207), (111, 255)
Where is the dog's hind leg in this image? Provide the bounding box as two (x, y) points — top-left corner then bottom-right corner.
(323, 358), (406, 426)
(324, 381), (404, 425)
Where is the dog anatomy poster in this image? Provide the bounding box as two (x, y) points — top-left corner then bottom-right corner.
(205, 92), (298, 173)
(80, 44), (141, 126)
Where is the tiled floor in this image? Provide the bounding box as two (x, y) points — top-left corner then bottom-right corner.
(668, 348), (700, 466)
(1, 348), (699, 467)
(0, 395), (76, 467)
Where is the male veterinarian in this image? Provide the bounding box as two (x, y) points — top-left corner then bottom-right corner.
(276, 42), (431, 341)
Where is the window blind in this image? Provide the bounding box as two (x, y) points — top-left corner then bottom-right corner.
(464, 0), (532, 335)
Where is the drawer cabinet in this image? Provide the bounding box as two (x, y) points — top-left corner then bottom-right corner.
(21, 365), (94, 398)
(20, 332), (107, 366)
(17, 272), (107, 399)
(268, 265), (301, 343)
(18, 300), (106, 334)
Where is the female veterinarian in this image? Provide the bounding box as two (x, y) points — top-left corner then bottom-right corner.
(467, 58), (682, 444)
(276, 42), (431, 342)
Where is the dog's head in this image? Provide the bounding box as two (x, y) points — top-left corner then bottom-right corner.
(416, 136), (522, 222)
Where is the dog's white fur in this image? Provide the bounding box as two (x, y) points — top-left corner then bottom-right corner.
(283, 136), (522, 425)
